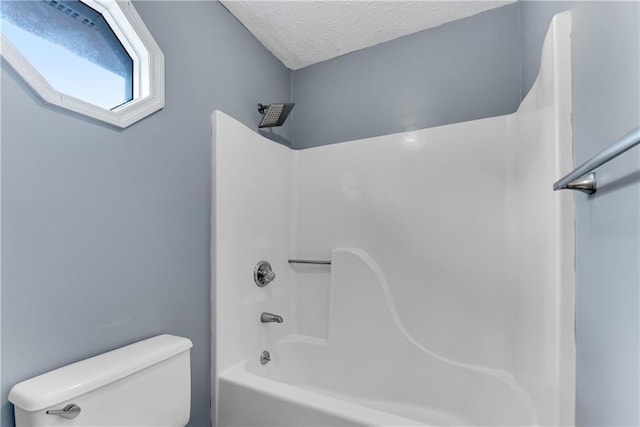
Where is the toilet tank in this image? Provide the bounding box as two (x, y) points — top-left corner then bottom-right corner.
(9, 334), (193, 427)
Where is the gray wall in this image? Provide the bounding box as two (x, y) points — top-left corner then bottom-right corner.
(291, 3), (522, 149)
(518, 1), (572, 96)
(0, 2), (290, 426)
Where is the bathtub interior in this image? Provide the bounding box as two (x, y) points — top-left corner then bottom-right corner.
(212, 12), (574, 427)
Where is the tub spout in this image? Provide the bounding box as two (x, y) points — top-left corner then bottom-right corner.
(261, 312), (283, 323)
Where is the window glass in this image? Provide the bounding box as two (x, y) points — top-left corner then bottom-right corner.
(1, 0), (133, 110)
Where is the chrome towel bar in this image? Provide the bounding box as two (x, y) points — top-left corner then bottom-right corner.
(554, 126), (640, 194)
(288, 259), (332, 265)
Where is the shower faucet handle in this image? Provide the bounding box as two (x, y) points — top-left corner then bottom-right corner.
(254, 261), (276, 287)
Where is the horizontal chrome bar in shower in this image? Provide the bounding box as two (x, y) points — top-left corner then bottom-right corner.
(553, 126), (640, 194)
(288, 259), (332, 265)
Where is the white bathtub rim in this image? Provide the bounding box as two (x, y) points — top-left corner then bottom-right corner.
(219, 361), (426, 426)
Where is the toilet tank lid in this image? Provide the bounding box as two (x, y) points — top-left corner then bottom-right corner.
(8, 334), (193, 412)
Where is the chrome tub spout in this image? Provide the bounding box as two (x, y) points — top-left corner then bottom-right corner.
(261, 312), (283, 323)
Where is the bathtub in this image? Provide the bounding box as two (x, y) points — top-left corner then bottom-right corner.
(217, 336), (507, 426)
(216, 249), (537, 426)
(218, 358), (423, 427)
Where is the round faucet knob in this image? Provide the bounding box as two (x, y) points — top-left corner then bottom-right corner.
(254, 261), (276, 287)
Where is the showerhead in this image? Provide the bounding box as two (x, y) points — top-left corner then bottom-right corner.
(257, 102), (295, 128)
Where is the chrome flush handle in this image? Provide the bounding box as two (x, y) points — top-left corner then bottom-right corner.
(46, 403), (81, 419)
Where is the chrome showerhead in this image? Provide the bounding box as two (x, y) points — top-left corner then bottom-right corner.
(257, 102), (295, 128)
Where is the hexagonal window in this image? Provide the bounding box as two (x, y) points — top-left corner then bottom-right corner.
(0, 0), (164, 127)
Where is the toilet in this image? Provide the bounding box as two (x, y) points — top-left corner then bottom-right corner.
(8, 334), (193, 427)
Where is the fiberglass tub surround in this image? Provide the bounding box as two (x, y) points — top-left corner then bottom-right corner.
(212, 12), (574, 427)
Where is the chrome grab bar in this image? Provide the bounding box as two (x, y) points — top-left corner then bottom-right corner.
(553, 126), (640, 194)
(288, 259), (331, 265)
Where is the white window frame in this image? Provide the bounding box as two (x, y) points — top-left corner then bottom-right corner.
(0, 0), (164, 128)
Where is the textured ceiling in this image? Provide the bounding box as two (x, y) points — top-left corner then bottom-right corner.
(221, 1), (516, 70)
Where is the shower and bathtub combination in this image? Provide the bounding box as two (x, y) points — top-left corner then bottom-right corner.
(212, 12), (575, 427)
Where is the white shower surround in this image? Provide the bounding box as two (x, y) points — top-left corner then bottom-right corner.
(212, 12), (574, 426)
